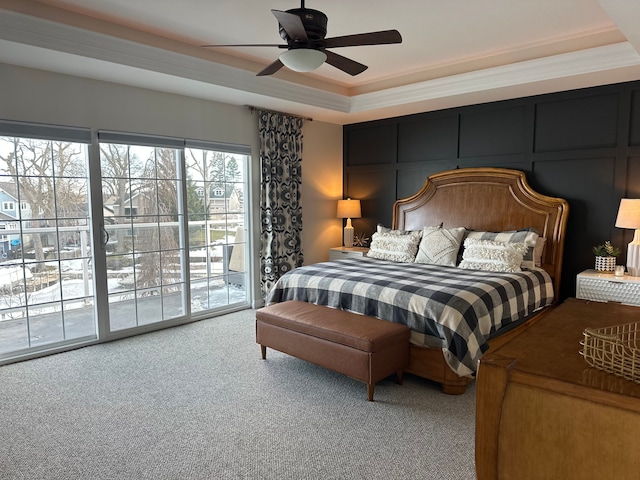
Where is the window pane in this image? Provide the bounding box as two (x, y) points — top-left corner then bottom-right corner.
(108, 292), (137, 330)
(56, 178), (89, 219)
(0, 315), (28, 354)
(101, 144), (187, 331)
(63, 299), (95, 337)
(129, 146), (154, 178)
(100, 144), (130, 179)
(29, 303), (63, 346)
(131, 221), (160, 253)
(53, 142), (88, 178)
(162, 284), (184, 319)
(0, 133), (95, 358)
(185, 148), (248, 313)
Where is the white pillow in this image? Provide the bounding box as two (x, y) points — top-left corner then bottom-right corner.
(458, 238), (528, 273)
(414, 226), (465, 266)
(367, 227), (421, 263)
(464, 229), (540, 269)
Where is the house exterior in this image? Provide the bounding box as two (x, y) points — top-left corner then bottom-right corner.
(196, 184), (242, 215)
(0, 211), (18, 258)
(0, 181), (28, 258)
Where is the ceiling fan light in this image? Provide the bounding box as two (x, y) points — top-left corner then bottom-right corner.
(279, 49), (327, 72)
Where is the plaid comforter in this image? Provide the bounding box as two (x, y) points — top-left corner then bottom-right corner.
(266, 257), (554, 377)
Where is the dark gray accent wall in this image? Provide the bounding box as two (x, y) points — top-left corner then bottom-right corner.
(343, 80), (640, 300)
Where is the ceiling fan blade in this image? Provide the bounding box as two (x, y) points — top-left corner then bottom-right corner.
(323, 30), (402, 48)
(271, 9), (309, 43)
(324, 50), (367, 76)
(256, 59), (285, 76)
(201, 44), (286, 48)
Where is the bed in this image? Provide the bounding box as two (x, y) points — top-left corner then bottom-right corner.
(266, 167), (569, 394)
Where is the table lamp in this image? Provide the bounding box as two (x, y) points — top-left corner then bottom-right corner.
(615, 198), (640, 276)
(337, 198), (361, 247)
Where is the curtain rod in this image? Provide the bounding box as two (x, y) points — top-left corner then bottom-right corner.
(245, 105), (312, 122)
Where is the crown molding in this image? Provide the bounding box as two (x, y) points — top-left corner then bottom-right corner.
(350, 42), (640, 113)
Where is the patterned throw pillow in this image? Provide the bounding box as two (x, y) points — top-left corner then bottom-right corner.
(464, 228), (540, 269)
(458, 238), (529, 273)
(376, 224), (420, 235)
(367, 226), (421, 263)
(414, 226), (465, 266)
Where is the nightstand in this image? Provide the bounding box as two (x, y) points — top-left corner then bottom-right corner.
(576, 269), (640, 306)
(329, 246), (370, 261)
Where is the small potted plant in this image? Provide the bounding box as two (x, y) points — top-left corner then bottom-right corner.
(592, 241), (621, 272)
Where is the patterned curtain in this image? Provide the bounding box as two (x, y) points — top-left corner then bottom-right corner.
(259, 110), (304, 298)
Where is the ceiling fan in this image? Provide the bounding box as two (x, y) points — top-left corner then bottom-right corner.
(201, 1), (402, 76)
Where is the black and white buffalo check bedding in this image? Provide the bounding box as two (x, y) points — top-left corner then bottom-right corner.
(266, 256), (554, 377)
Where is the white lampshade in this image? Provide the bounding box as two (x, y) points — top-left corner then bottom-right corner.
(615, 199), (640, 229)
(279, 49), (327, 72)
(615, 198), (640, 277)
(336, 199), (362, 219)
(337, 198), (361, 248)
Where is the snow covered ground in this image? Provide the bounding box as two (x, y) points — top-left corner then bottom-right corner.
(0, 261), (245, 322)
(0, 265), (33, 288)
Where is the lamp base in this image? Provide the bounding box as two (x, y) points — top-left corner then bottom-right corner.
(627, 233), (640, 277)
(343, 226), (354, 248)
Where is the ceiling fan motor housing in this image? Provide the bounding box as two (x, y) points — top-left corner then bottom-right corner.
(279, 8), (328, 43)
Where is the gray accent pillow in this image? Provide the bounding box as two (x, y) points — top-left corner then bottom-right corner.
(376, 224), (420, 235)
(533, 237), (546, 267)
(414, 226), (465, 266)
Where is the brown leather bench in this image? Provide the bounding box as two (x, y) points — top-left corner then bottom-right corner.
(256, 301), (410, 401)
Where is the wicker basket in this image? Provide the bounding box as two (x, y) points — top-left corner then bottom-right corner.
(580, 322), (640, 384)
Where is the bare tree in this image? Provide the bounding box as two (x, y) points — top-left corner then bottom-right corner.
(134, 148), (182, 292)
(100, 143), (135, 259)
(0, 138), (87, 269)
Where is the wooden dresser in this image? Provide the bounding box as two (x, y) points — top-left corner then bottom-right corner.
(475, 298), (640, 480)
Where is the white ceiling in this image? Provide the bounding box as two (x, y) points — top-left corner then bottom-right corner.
(2, 0), (640, 124)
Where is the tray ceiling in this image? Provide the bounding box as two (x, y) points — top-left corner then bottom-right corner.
(1, 0), (640, 124)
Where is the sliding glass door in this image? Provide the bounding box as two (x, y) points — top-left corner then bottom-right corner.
(100, 142), (186, 331)
(99, 136), (250, 333)
(0, 132), (96, 357)
(0, 123), (251, 363)
(185, 145), (247, 313)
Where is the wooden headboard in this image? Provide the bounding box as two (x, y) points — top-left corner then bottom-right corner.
(392, 168), (569, 302)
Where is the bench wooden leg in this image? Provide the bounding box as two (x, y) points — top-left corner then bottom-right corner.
(367, 383), (375, 401)
(396, 370), (404, 385)
(260, 345), (266, 359)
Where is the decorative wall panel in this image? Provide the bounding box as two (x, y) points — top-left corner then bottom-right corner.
(397, 163), (455, 199)
(630, 92), (640, 146)
(397, 114), (458, 163)
(344, 123), (396, 166)
(459, 106), (526, 157)
(345, 169), (396, 234)
(343, 80), (640, 298)
(534, 93), (619, 152)
(534, 156), (617, 297)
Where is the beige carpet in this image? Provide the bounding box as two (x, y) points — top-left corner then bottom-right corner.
(0, 309), (477, 479)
